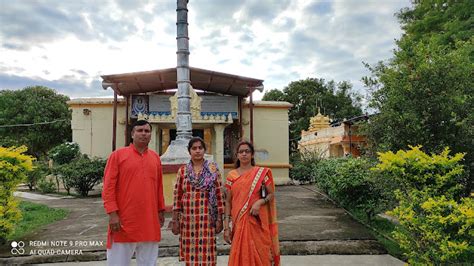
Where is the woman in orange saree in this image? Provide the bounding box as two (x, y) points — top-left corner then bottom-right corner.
(224, 141), (280, 266)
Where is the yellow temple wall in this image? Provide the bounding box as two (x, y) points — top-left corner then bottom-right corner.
(239, 101), (292, 184)
(69, 99), (127, 158)
(69, 98), (293, 200)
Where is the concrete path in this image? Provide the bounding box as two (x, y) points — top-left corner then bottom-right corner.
(13, 191), (63, 200)
(0, 185), (399, 265)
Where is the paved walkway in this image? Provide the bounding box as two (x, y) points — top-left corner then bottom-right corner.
(0, 186), (403, 265)
(42, 255), (403, 266)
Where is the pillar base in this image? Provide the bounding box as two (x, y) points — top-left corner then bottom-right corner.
(160, 139), (190, 164)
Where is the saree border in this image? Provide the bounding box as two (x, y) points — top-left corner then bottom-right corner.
(236, 167), (265, 222)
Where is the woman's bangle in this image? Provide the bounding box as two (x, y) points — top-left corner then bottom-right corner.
(224, 215), (231, 220)
(263, 197), (269, 204)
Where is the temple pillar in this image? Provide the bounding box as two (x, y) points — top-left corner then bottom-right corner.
(204, 128), (212, 154)
(213, 124), (226, 168)
(162, 128), (170, 154)
(150, 124), (158, 152)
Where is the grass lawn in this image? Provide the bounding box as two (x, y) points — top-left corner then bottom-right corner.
(8, 201), (69, 240)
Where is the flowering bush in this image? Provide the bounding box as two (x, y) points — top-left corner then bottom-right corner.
(0, 146), (34, 244)
(48, 142), (80, 165)
(390, 193), (474, 263)
(374, 146), (473, 264)
(374, 146), (466, 200)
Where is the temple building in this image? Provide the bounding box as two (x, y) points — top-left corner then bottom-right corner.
(298, 109), (367, 158)
(68, 67), (292, 203)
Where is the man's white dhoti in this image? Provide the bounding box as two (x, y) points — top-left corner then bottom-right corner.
(107, 241), (159, 266)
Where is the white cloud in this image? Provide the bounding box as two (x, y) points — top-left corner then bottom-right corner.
(0, 0), (411, 101)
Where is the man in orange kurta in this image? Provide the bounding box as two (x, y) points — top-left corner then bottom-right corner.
(102, 120), (165, 266)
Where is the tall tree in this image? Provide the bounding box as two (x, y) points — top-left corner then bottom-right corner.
(0, 86), (72, 158)
(397, 0), (473, 49)
(363, 0), (473, 182)
(263, 78), (363, 153)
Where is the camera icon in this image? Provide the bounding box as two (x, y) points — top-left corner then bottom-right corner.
(11, 241), (25, 255)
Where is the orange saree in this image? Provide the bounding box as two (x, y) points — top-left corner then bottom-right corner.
(225, 167), (280, 266)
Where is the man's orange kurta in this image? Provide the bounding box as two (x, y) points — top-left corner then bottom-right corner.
(102, 144), (165, 248)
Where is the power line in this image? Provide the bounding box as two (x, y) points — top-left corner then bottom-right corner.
(0, 119), (69, 128)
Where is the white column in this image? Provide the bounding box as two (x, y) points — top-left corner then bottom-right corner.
(213, 124), (226, 169)
(150, 124), (158, 152)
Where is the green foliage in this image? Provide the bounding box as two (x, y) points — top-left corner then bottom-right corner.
(48, 142), (80, 165)
(263, 79), (363, 153)
(335, 158), (382, 220)
(363, 0), (474, 186)
(0, 146), (34, 244)
(390, 193), (474, 264)
(261, 89), (285, 101)
(396, 0), (473, 49)
(373, 146), (467, 200)
(8, 201), (68, 240)
(55, 155), (105, 197)
(289, 150), (323, 183)
(54, 164), (73, 195)
(352, 210), (406, 261)
(313, 157), (346, 193)
(26, 161), (50, 191)
(37, 177), (56, 194)
(0, 86), (72, 158)
(374, 146), (473, 264)
(314, 157), (385, 220)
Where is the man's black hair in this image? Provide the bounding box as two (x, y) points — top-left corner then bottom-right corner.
(131, 120), (152, 131)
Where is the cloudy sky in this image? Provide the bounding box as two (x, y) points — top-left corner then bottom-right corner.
(0, 0), (410, 101)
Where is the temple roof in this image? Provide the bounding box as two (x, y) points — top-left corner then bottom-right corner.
(101, 67), (264, 97)
(307, 109), (330, 132)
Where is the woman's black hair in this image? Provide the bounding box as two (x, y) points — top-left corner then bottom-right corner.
(187, 137), (207, 152)
(234, 140), (255, 168)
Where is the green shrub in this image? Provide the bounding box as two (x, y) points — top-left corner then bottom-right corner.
(290, 150), (323, 183)
(374, 146), (473, 264)
(26, 161), (50, 191)
(0, 146), (34, 244)
(314, 157), (385, 220)
(373, 146), (467, 200)
(56, 155), (105, 196)
(37, 176), (56, 194)
(370, 169), (399, 213)
(52, 165), (72, 195)
(48, 142), (80, 165)
(390, 192), (474, 264)
(334, 158), (383, 220)
(313, 157), (343, 193)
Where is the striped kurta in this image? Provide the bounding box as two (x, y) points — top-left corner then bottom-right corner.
(173, 164), (225, 266)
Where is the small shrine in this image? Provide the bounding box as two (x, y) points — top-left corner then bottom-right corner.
(298, 109), (367, 158)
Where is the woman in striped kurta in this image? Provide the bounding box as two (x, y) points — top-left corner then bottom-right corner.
(171, 137), (225, 265)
